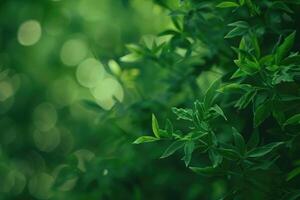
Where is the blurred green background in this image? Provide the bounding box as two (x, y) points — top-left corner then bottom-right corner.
(0, 0), (220, 199)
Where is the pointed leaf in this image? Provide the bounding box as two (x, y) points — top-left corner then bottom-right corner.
(160, 140), (185, 158)
(133, 136), (159, 144)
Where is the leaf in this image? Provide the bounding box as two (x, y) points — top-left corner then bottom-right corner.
(235, 89), (257, 109)
(234, 59), (260, 75)
(183, 141), (195, 166)
(231, 68), (247, 79)
(152, 114), (160, 138)
(160, 140), (185, 158)
(210, 104), (227, 120)
(254, 101), (272, 127)
(218, 83), (251, 93)
(225, 27), (247, 38)
(228, 21), (249, 28)
(204, 79), (221, 109)
(190, 166), (224, 176)
(276, 31), (296, 63)
(217, 2), (240, 8)
(165, 119), (174, 136)
(172, 107), (193, 121)
(247, 130), (260, 150)
(217, 148), (240, 160)
(284, 113), (300, 126)
(133, 136), (159, 144)
(232, 127), (246, 154)
(120, 53), (141, 62)
(287, 167), (300, 181)
(247, 142), (284, 158)
(208, 149), (223, 167)
(80, 100), (104, 112)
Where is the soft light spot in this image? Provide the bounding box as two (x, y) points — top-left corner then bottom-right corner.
(49, 76), (78, 107)
(90, 77), (124, 110)
(18, 20), (42, 46)
(76, 58), (105, 88)
(103, 169), (108, 176)
(33, 103), (57, 131)
(33, 128), (60, 152)
(60, 39), (88, 67)
(28, 173), (54, 200)
(0, 81), (13, 102)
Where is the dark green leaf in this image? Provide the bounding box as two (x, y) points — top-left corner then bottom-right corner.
(284, 113), (300, 126)
(254, 101), (272, 127)
(183, 141), (195, 166)
(160, 140), (185, 158)
(247, 142), (284, 158)
(232, 127), (246, 154)
(190, 166), (224, 176)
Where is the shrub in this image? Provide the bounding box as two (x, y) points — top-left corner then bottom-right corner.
(133, 0), (300, 199)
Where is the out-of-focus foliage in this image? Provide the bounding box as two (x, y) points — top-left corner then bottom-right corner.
(1, 0), (300, 199)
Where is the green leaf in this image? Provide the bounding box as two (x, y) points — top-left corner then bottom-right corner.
(284, 113), (300, 126)
(254, 101), (272, 127)
(225, 27), (247, 38)
(217, 148), (240, 160)
(120, 53), (141, 62)
(218, 83), (251, 93)
(204, 79), (221, 109)
(217, 2), (240, 8)
(287, 167), (300, 181)
(183, 141), (195, 166)
(152, 114), (160, 138)
(228, 21), (249, 28)
(133, 136), (159, 144)
(190, 166), (224, 176)
(80, 100), (105, 112)
(232, 127), (246, 154)
(208, 149), (223, 167)
(231, 68), (247, 79)
(247, 130), (260, 150)
(276, 31), (296, 63)
(247, 142), (284, 158)
(172, 107), (193, 121)
(210, 104), (227, 120)
(235, 89), (256, 109)
(234, 59), (260, 75)
(165, 119), (173, 136)
(160, 140), (185, 158)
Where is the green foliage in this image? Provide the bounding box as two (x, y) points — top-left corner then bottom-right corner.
(1, 0), (300, 199)
(134, 0), (300, 199)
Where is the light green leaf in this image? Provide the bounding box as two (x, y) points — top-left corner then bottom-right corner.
(152, 114), (160, 138)
(133, 136), (159, 144)
(217, 2), (240, 8)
